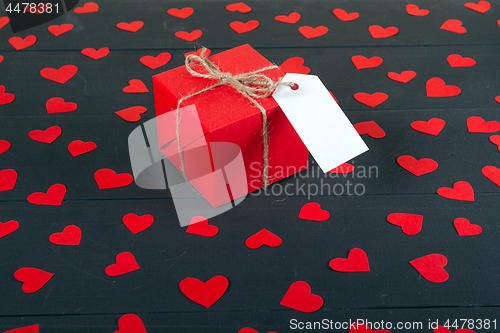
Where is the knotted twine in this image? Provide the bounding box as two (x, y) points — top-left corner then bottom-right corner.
(175, 48), (296, 187)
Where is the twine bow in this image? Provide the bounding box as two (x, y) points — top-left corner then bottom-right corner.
(175, 47), (295, 187)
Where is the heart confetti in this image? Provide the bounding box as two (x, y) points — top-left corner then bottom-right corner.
(489, 135), (500, 151)
(27, 184), (66, 206)
(0, 220), (19, 239)
(409, 254), (449, 283)
(167, 7), (194, 19)
(464, 1), (490, 13)
(230, 20), (259, 34)
(351, 55), (383, 70)
(0, 169), (17, 191)
(81, 47), (110, 59)
(3, 324), (39, 333)
(406, 4), (429, 16)
(174, 30), (203, 41)
(46, 97), (77, 114)
(332, 9), (359, 21)
(105, 252), (140, 276)
(94, 169), (133, 189)
(368, 25), (398, 38)
(396, 155), (438, 176)
(426, 78), (461, 97)
(0, 85), (15, 105)
(298, 202), (330, 221)
(329, 248), (370, 272)
(245, 229), (282, 249)
(68, 140), (97, 157)
(48, 24), (74, 36)
(354, 92), (388, 107)
(387, 71), (416, 83)
(481, 165), (500, 187)
(354, 121), (386, 138)
(437, 181), (474, 202)
(179, 275), (229, 308)
(40, 65), (78, 84)
(186, 216), (219, 237)
(28, 126), (62, 144)
(115, 106), (147, 122)
(0, 140), (10, 155)
(9, 36), (37, 50)
(467, 116), (500, 133)
(440, 19), (466, 34)
(49, 225), (82, 245)
(226, 2), (251, 13)
(116, 21), (144, 33)
(0, 16), (9, 30)
(454, 218), (482, 236)
(411, 118), (445, 136)
(280, 281), (324, 312)
(298, 26), (328, 39)
(387, 213), (423, 235)
(140, 53), (172, 69)
(274, 12), (301, 24)
(114, 314), (147, 333)
(14, 267), (54, 293)
(123, 79), (149, 93)
(74, 2), (99, 14)
(328, 162), (355, 174)
(447, 54), (476, 67)
(122, 213), (154, 234)
(279, 57), (310, 74)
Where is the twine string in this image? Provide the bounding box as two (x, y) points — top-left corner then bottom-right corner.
(176, 47), (295, 187)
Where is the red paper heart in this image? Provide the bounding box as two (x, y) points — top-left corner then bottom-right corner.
(230, 20), (259, 34)
(351, 55), (383, 70)
(496, 96), (500, 104)
(332, 9), (359, 21)
(433, 326), (475, 333)
(48, 24), (73, 36)
(279, 57), (310, 74)
(114, 314), (147, 333)
(275, 12), (301, 24)
(387, 213), (423, 235)
(467, 116), (500, 133)
(9, 36), (37, 50)
(174, 30), (203, 41)
(140, 53), (172, 69)
(40, 65), (78, 84)
(353, 121), (386, 138)
(482, 165), (500, 187)
(440, 19), (466, 34)
(0, 140), (11, 155)
(167, 7), (194, 19)
(354, 92), (388, 107)
(0, 169), (17, 191)
(74, 2), (98, 14)
(123, 79), (149, 93)
(298, 26), (328, 39)
(245, 229), (282, 249)
(329, 248), (370, 272)
(186, 216), (219, 237)
(94, 169), (133, 189)
(28, 126), (62, 144)
(122, 213), (154, 234)
(411, 118), (445, 136)
(27, 184), (66, 206)
(179, 275), (229, 308)
(14, 267), (54, 293)
(0, 220), (19, 238)
(405, 4), (429, 16)
(3, 324), (39, 333)
(437, 181), (474, 202)
(447, 54), (476, 67)
(49, 225), (82, 245)
(349, 323), (391, 332)
(0, 85), (15, 105)
(116, 21), (144, 33)
(328, 162), (355, 174)
(490, 135), (500, 151)
(426, 78), (461, 97)
(184, 48), (211, 58)
(68, 140), (96, 157)
(387, 70), (416, 83)
(0, 55), (3, 63)
(397, 155), (438, 176)
(226, 2), (251, 13)
(454, 218), (482, 236)
(368, 25), (398, 38)
(464, 1), (490, 13)
(298, 202), (330, 221)
(46, 97), (77, 114)
(0, 16), (9, 30)
(238, 329), (278, 333)
(280, 281), (324, 312)
(105, 252), (140, 276)
(409, 254), (449, 283)
(81, 47), (110, 59)
(115, 106), (147, 122)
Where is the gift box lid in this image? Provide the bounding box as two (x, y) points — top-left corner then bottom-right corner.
(152, 44), (284, 132)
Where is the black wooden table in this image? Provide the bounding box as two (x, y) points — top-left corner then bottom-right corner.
(1, 1), (500, 332)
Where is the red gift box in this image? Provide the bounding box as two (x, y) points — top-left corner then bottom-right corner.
(152, 44), (308, 207)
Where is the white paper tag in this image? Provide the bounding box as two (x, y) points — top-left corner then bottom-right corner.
(273, 73), (368, 172)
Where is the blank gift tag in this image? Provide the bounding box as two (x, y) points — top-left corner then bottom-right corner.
(273, 73), (368, 172)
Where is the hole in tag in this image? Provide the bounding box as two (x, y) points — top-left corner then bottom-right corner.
(290, 83), (299, 90)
